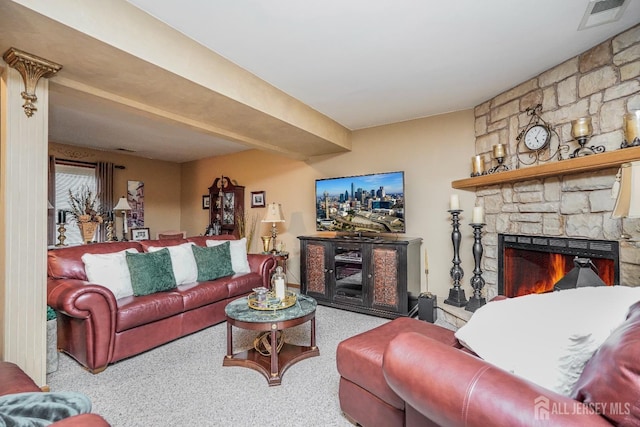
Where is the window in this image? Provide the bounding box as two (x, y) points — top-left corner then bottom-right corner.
(55, 163), (97, 245)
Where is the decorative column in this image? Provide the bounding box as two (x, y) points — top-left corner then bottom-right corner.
(1, 48), (61, 386)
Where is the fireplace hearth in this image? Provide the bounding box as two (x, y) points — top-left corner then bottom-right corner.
(498, 234), (619, 297)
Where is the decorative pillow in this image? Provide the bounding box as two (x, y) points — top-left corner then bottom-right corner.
(81, 248), (139, 299)
(454, 286), (640, 396)
(0, 391), (92, 425)
(125, 248), (177, 296)
(571, 300), (640, 425)
(192, 242), (234, 282)
(147, 242), (198, 285)
(206, 237), (251, 274)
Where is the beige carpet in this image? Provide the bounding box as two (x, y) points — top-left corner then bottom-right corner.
(47, 305), (392, 427)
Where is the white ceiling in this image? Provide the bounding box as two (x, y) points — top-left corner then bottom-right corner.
(126, 0), (640, 130)
(40, 1), (640, 161)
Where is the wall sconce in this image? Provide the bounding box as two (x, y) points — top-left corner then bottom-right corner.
(621, 110), (640, 149)
(487, 144), (509, 174)
(569, 117), (604, 158)
(612, 161), (640, 240)
(261, 202), (285, 253)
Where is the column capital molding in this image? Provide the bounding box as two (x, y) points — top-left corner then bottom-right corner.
(2, 47), (62, 117)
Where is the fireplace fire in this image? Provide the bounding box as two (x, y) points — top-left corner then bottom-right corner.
(498, 234), (619, 298)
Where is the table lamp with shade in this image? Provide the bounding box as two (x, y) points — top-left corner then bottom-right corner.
(114, 196), (132, 241)
(262, 202), (285, 253)
(612, 161), (640, 239)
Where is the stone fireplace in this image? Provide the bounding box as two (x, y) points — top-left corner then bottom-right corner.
(473, 171), (640, 302)
(468, 25), (640, 302)
(498, 233), (619, 297)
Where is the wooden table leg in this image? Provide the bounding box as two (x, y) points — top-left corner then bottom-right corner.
(310, 317), (316, 349)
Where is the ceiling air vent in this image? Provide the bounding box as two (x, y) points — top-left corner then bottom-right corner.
(578, 0), (629, 30)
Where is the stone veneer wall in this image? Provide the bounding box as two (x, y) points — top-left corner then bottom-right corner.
(473, 24), (640, 300)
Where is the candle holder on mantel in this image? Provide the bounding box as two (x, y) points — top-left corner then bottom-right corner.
(444, 209), (468, 307)
(487, 143), (510, 174)
(569, 117), (604, 158)
(621, 110), (640, 149)
(466, 222), (487, 312)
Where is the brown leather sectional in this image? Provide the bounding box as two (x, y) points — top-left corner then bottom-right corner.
(47, 236), (276, 373)
(338, 301), (640, 426)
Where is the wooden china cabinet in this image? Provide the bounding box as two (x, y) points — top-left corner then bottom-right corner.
(208, 176), (245, 237)
(298, 235), (422, 319)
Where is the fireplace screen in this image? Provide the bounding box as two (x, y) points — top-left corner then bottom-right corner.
(499, 234), (619, 297)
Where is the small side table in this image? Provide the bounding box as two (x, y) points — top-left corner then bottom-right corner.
(223, 294), (319, 386)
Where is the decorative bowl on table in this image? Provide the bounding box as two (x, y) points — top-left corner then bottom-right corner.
(248, 290), (297, 310)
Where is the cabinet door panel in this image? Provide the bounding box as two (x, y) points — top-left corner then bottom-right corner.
(371, 247), (400, 310)
(306, 242), (328, 297)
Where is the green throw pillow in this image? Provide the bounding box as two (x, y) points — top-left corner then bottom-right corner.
(192, 242), (234, 282)
(126, 248), (177, 296)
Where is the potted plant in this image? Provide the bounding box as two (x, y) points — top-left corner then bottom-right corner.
(68, 186), (104, 244)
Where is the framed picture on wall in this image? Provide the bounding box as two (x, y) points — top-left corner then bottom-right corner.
(251, 191), (266, 208)
(130, 227), (150, 241)
(202, 195), (210, 210)
(127, 181), (144, 227)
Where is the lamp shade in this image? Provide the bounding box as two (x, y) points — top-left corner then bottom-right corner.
(113, 196), (132, 211)
(262, 202), (285, 223)
(612, 162), (640, 218)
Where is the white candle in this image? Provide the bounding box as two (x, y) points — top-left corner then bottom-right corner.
(450, 194), (460, 210)
(275, 277), (286, 300)
(472, 206), (484, 224)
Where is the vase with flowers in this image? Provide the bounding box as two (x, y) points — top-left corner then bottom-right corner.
(68, 186), (104, 244)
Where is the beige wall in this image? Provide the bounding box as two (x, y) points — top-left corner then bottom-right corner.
(49, 142), (182, 240)
(181, 110), (477, 298)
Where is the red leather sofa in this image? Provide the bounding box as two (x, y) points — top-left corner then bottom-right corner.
(0, 361), (110, 426)
(47, 236), (276, 373)
(338, 301), (640, 426)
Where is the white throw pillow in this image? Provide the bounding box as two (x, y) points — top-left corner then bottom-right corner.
(454, 286), (640, 396)
(147, 242), (198, 285)
(206, 238), (251, 274)
(82, 249), (139, 299)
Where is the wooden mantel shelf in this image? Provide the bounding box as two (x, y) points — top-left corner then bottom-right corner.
(452, 146), (640, 190)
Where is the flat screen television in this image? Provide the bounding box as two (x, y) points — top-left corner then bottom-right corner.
(315, 171), (405, 233)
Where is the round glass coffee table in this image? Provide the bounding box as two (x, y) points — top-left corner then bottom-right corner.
(224, 293), (319, 386)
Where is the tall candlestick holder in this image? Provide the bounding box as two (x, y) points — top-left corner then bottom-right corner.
(466, 223), (487, 312)
(445, 209), (468, 307)
(56, 222), (68, 247)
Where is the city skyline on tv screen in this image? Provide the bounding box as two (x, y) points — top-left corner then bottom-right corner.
(315, 171), (405, 233)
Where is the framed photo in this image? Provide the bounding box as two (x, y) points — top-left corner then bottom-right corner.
(130, 227), (150, 241)
(251, 191), (266, 208)
(202, 195), (210, 210)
